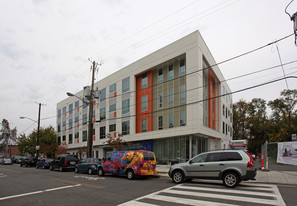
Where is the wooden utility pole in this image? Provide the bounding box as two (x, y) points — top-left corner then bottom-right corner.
(87, 61), (97, 158)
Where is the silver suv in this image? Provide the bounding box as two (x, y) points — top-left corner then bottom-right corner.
(168, 150), (256, 188)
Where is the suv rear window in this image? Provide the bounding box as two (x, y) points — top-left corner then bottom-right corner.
(222, 152), (242, 161)
(65, 155), (78, 161)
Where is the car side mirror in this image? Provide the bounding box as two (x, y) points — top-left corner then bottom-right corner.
(189, 160), (193, 164)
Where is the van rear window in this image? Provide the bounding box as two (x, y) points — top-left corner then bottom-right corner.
(143, 152), (155, 161)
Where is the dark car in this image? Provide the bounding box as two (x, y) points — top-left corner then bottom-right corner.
(20, 156), (39, 167)
(36, 158), (54, 169)
(75, 158), (101, 174)
(50, 154), (79, 172)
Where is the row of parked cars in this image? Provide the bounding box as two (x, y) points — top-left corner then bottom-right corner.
(9, 149), (257, 188)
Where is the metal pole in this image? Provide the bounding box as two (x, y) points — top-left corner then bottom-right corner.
(36, 103), (41, 160)
(87, 61), (96, 158)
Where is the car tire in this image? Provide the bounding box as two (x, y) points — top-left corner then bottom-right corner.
(98, 168), (104, 176)
(59, 166), (63, 172)
(25, 164), (28, 168)
(88, 168), (93, 175)
(223, 172), (239, 188)
(172, 170), (185, 184)
(36, 165), (39, 169)
(75, 167), (79, 173)
(42, 165), (45, 169)
(127, 169), (135, 180)
(50, 165), (53, 171)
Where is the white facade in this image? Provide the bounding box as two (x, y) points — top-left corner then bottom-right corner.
(57, 30), (233, 162)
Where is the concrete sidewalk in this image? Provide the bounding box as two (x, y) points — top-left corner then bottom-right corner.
(156, 164), (297, 185)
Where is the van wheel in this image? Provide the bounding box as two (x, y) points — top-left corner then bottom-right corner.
(127, 170), (135, 180)
(59, 166), (63, 172)
(223, 172), (239, 188)
(98, 168), (104, 176)
(172, 170), (185, 184)
(50, 165), (53, 170)
(75, 167), (79, 173)
(88, 168), (93, 175)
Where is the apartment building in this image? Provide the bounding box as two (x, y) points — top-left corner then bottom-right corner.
(56, 30), (233, 163)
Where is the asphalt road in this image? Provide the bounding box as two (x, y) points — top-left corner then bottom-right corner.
(0, 164), (173, 206)
(0, 164), (296, 206)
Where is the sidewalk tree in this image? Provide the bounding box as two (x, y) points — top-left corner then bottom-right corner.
(18, 126), (57, 157)
(105, 132), (130, 151)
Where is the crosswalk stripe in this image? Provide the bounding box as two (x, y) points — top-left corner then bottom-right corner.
(161, 188), (280, 205)
(119, 201), (157, 206)
(175, 184), (276, 197)
(148, 194), (239, 206)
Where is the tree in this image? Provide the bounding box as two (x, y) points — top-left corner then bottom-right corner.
(233, 100), (249, 140)
(105, 133), (130, 151)
(18, 126), (58, 157)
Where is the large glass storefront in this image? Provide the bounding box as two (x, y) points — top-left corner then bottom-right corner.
(153, 135), (208, 164)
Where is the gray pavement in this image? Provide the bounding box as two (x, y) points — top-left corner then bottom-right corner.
(156, 158), (297, 185)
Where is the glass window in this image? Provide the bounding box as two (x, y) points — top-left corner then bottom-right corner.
(168, 88), (174, 106)
(69, 119), (73, 129)
(141, 118), (147, 132)
(58, 123), (61, 132)
(158, 116), (163, 130)
(122, 99), (130, 114)
(109, 124), (116, 132)
(82, 131), (87, 142)
(180, 110), (186, 126)
(75, 116), (79, 123)
(122, 120), (130, 135)
(62, 135), (66, 141)
(100, 107), (106, 120)
(222, 152), (242, 161)
(93, 110), (95, 118)
(68, 134), (73, 144)
(82, 114), (87, 125)
(168, 64), (174, 80)
(69, 104), (73, 114)
(63, 121), (66, 127)
(180, 84), (185, 103)
(63, 107), (66, 114)
(142, 73), (147, 89)
(206, 153), (221, 162)
(179, 59), (185, 77)
(169, 113), (174, 128)
(158, 69), (163, 83)
(58, 109), (61, 119)
(141, 95), (148, 111)
(75, 101), (79, 109)
(109, 103), (116, 112)
(223, 121), (225, 134)
(100, 126), (106, 139)
(100, 88), (106, 102)
(158, 92), (163, 108)
(191, 153), (207, 163)
(83, 97), (88, 109)
(109, 83), (116, 93)
(75, 132), (79, 139)
(122, 77), (130, 93)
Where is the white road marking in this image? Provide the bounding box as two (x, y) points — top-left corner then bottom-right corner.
(119, 183), (286, 206)
(0, 184), (81, 201)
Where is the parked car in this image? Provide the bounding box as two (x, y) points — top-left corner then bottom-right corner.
(11, 155), (21, 163)
(16, 156), (27, 164)
(36, 158), (54, 169)
(75, 158), (101, 174)
(98, 150), (157, 180)
(50, 154), (79, 172)
(20, 156), (39, 167)
(0, 157), (12, 165)
(168, 150), (257, 188)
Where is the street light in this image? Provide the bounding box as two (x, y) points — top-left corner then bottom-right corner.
(20, 103), (41, 161)
(67, 89), (99, 158)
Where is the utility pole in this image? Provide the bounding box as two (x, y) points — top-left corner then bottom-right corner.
(36, 103), (41, 160)
(87, 61), (98, 158)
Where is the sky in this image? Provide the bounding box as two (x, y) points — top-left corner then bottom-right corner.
(0, 0), (296, 136)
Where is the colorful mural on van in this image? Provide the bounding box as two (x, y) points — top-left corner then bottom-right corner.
(99, 150), (157, 177)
